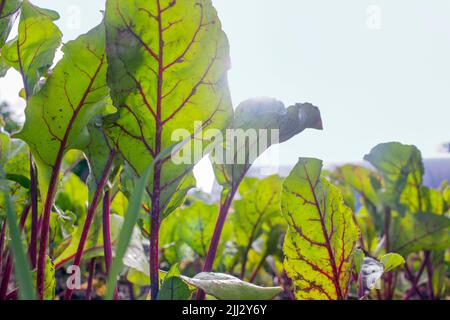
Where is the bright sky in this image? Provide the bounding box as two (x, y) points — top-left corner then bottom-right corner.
(1, 0), (449, 190)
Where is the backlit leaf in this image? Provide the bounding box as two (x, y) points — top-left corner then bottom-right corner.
(158, 265), (193, 300)
(389, 212), (450, 256)
(178, 200), (230, 259)
(332, 165), (383, 230)
(32, 256), (55, 300)
(281, 158), (359, 300)
(0, 0), (20, 46)
(14, 22), (108, 201)
(213, 97), (322, 199)
(232, 175), (283, 248)
(3, 0), (62, 97)
(104, 0), (233, 218)
(364, 142), (424, 214)
(380, 252), (405, 272)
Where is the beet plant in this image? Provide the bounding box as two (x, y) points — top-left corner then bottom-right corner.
(0, 0), (448, 301)
(330, 142), (450, 299)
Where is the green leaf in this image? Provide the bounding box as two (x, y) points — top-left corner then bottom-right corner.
(182, 272), (282, 300)
(264, 223), (286, 256)
(213, 97), (322, 199)
(0, 53), (9, 77)
(0, 0), (20, 77)
(430, 250), (447, 297)
(232, 175), (283, 248)
(0, 0), (20, 46)
(281, 158), (359, 300)
(84, 117), (119, 192)
(104, 0), (233, 218)
(106, 163), (153, 300)
(1, 172), (35, 300)
(444, 185), (450, 212)
(389, 212), (450, 256)
(14, 22), (108, 201)
(55, 173), (88, 218)
(332, 165), (383, 230)
(54, 214), (146, 273)
(353, 249), (365, 274)
(179, 200), (230, 259)
(111, 191), (128, 217)
(159, 208), (186, 265)
(158, 265), (193, 300)
(358, 252), (404, 295)
(3, 0), (62, 97)
(364, 142), (424, 214)
(3, 140), (31, 188)
(32, 256), (55, 300)
(380, 253), (405, 272)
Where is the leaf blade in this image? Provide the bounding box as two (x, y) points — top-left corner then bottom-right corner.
(281, 158), (359, 300)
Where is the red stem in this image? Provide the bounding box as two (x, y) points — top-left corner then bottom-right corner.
(102, 190), (118, 300)
(148, 0), (164, 301)
(0, 255), (13, 299)
(85, 258), (96, 300)
(249, 254), (267, 283)
(403, 259), (427, 300)
(64, 151), (115, 300)
(102, 190), (113, 273)
(36, 54), (105, 300)
(29, 155), (38, 269)
(36, 153), (66, 298)
(0, 220), (6, 273)
(196, 188), (238, 300)
(149, 204), (160, 300)
(202, 190), (236, 272)
(424, 251), (435, 300)
(383, 207), (393, 300)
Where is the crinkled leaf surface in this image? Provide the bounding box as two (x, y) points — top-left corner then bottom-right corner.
(3, 0), (62, 97)
(213, 97), (322, 199)
(281, 158), (359, 300)
(105, 0), (233, 218)
(14, 23), (108, 199)
(182, 272), (282, 300)
(360, 257), (383, 292)
(390, 212), (450, 256)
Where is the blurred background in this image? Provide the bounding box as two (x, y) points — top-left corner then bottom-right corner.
(1, 0), (449, 191)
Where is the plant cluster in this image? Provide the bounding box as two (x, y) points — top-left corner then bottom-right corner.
(0, 0), (448, 300)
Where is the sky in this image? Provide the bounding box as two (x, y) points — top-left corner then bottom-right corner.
(1, 0), (450, 190)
